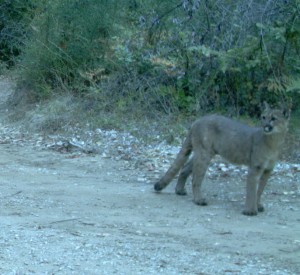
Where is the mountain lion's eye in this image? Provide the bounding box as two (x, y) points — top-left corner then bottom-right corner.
(262, 116), (266, 120)
(271, 117), (277, 121)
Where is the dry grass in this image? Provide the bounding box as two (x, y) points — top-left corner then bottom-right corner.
(5, 82), (300, 163)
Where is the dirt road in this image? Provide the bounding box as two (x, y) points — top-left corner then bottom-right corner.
(0, 77), (299, 274)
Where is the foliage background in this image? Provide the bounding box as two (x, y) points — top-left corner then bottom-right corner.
(1, 0), (299, 120)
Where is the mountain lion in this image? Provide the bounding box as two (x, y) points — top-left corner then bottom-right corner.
(154, 102), (290, 216)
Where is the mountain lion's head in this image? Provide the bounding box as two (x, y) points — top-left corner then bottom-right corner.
(261, 102), (290, 134)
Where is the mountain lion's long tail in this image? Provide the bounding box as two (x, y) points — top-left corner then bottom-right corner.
(154, 132), (192, 191)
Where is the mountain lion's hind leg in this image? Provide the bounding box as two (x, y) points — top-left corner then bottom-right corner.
(192, 148), (211, 206)
(175, 158), (193, 196)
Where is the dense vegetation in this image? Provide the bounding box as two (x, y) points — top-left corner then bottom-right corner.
(1, 0), (299, 117)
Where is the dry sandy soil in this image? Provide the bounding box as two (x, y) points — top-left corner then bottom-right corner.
(0, 77), (299, 274)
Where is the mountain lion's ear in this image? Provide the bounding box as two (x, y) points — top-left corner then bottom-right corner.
(263, 101), (270, 111)
(280, 98), (292, 119)
(282, 108), (290, 119)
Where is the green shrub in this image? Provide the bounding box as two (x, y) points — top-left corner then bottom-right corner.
(139, 0), (300, 114)
(0, 0), (37, 66)
(13, 0), (300, 115)
(19, 0), (122, 99)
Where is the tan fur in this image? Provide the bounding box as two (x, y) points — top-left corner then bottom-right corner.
(154, 103), (290, 216)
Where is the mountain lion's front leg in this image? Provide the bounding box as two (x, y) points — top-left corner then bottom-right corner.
(243, 167), (263, 216)
(257, 169), (272, 212)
